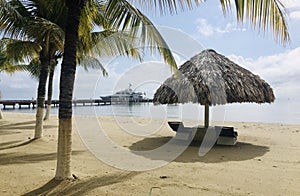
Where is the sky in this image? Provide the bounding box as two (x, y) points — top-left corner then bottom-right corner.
(1, 0), (300, 107)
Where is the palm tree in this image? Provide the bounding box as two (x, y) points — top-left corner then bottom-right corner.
(0, 18), (141, 126)
(0, 45), (11, 119)
(0, 38), (39, 119)
(55, 0), (290, 180)
(0, 1), (102, 132)
(0, 0), (66, 139)
(0, 37), (42, 119)
(0, 0), (143, 127)
(0, 99), (2, 119)
(0, 37), (61, 122)
(0, 49), (7, 119)
(55, 0), (178, 180)
(43, 58), (58, 120)
(0, 88), (2, 119)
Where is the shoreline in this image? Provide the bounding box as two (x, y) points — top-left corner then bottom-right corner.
(1, 99), (300, 125)
(1, 112), (300, 195)
(1, 110), (300, 126)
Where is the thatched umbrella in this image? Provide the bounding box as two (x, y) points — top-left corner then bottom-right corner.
(153, 49), (275, 127)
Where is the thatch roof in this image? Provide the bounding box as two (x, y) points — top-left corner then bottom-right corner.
(154, 49), (275, 106)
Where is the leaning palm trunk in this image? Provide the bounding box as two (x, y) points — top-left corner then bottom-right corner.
(0, 91), (2, 119)
(55, 1), (84, 180)
(0, 109), (3, 119)
(34, 52), (49, 139)
(44, 69), (54, 121)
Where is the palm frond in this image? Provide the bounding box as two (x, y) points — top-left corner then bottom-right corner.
(91, 1), (110, 29)
(106, 0), (177, 70)
(0, 50), (15, 73)
(80, 1), (101, 35)
(28, 0), (66, 24)
(127, 0), (290, 44)
(0, 44), (39, 75)
(79, 30), (142, 61)
(0, 0), (30, 39)
(5, 39), (41, 63)
(220, 0), (290, 44)
(77, 54), (108, 76)
(27, 16), (65, 50)
(16, 58), (41, 79)
(0, 62), (22, 73)
(126, 0), (202, 15)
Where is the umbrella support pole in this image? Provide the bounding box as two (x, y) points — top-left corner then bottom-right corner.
(204, 104), (209, 128)
(193, 104), (209, 142)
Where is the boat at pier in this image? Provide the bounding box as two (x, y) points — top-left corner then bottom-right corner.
(100, 84), (148, 103)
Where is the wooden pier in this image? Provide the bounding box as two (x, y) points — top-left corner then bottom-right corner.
(0, 99), (152, 109)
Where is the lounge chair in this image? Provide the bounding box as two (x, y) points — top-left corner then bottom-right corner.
(168, 121), (238, 145)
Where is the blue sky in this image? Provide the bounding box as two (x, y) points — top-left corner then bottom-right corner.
(1, 0), (300, 105)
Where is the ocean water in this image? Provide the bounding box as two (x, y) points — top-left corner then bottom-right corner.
(2, 100), (300, 125)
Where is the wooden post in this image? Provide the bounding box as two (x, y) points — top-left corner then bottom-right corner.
(204, 104), (209, 127)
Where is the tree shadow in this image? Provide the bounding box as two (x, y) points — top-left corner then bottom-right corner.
(0, 140), (23, 147)
(0, 138), (37, 150)
(0, 151), (84, 165)
(0, 120), (36, 131)
(0, 130), (21, 135)
(1, 125), (57, 130)
(129, 136), (270, 163)
(2, 120), (36, 127)
(0, 140), (25, 149)
(23, 172), (139, 196)
(0, 120), (57, 131)
(22, 178), (62, 196)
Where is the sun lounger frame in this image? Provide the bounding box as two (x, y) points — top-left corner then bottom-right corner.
(168, 121), (238, 145)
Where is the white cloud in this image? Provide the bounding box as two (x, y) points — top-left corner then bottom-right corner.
(195, 18), (246, 37)
(1, 48), (299, 102)
(195, 18), (215, 37)
(228, 47), (300, 99)
(78, 47), (300, 101)
(282, 0), (300, 20)
(290, 11), (300, 20)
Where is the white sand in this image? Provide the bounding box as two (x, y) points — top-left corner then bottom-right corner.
(0, 112), (299, 195)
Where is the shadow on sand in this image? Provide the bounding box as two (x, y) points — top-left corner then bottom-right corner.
(23, 172), (139, 196)
(1, 120), (36, 126)
(0, 120), (57, 130)
(0, 151), (84, 165)
(0, 119), (58, 150)
(0, 130), (21, 136)
(129, 136), (269, 163)
(0, 138), (36, 150)
(0, 140), (23, 148)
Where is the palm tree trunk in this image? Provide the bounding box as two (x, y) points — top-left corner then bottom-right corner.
(55, 0), (84, 180)
(34, 52), (49, 139)
(0, 91), (2, 119)
(0, 109), (3, 119)
(44, 69), (54, 121)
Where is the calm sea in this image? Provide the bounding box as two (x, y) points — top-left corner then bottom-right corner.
(2, 100), (300, 125)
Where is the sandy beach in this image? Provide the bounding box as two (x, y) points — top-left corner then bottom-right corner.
(0, 112), (299, 195)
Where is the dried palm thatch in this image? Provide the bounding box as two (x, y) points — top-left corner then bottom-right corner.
(153, 49), (275, 127)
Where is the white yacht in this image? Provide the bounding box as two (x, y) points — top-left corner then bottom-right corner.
(100, 84), (147, 103)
